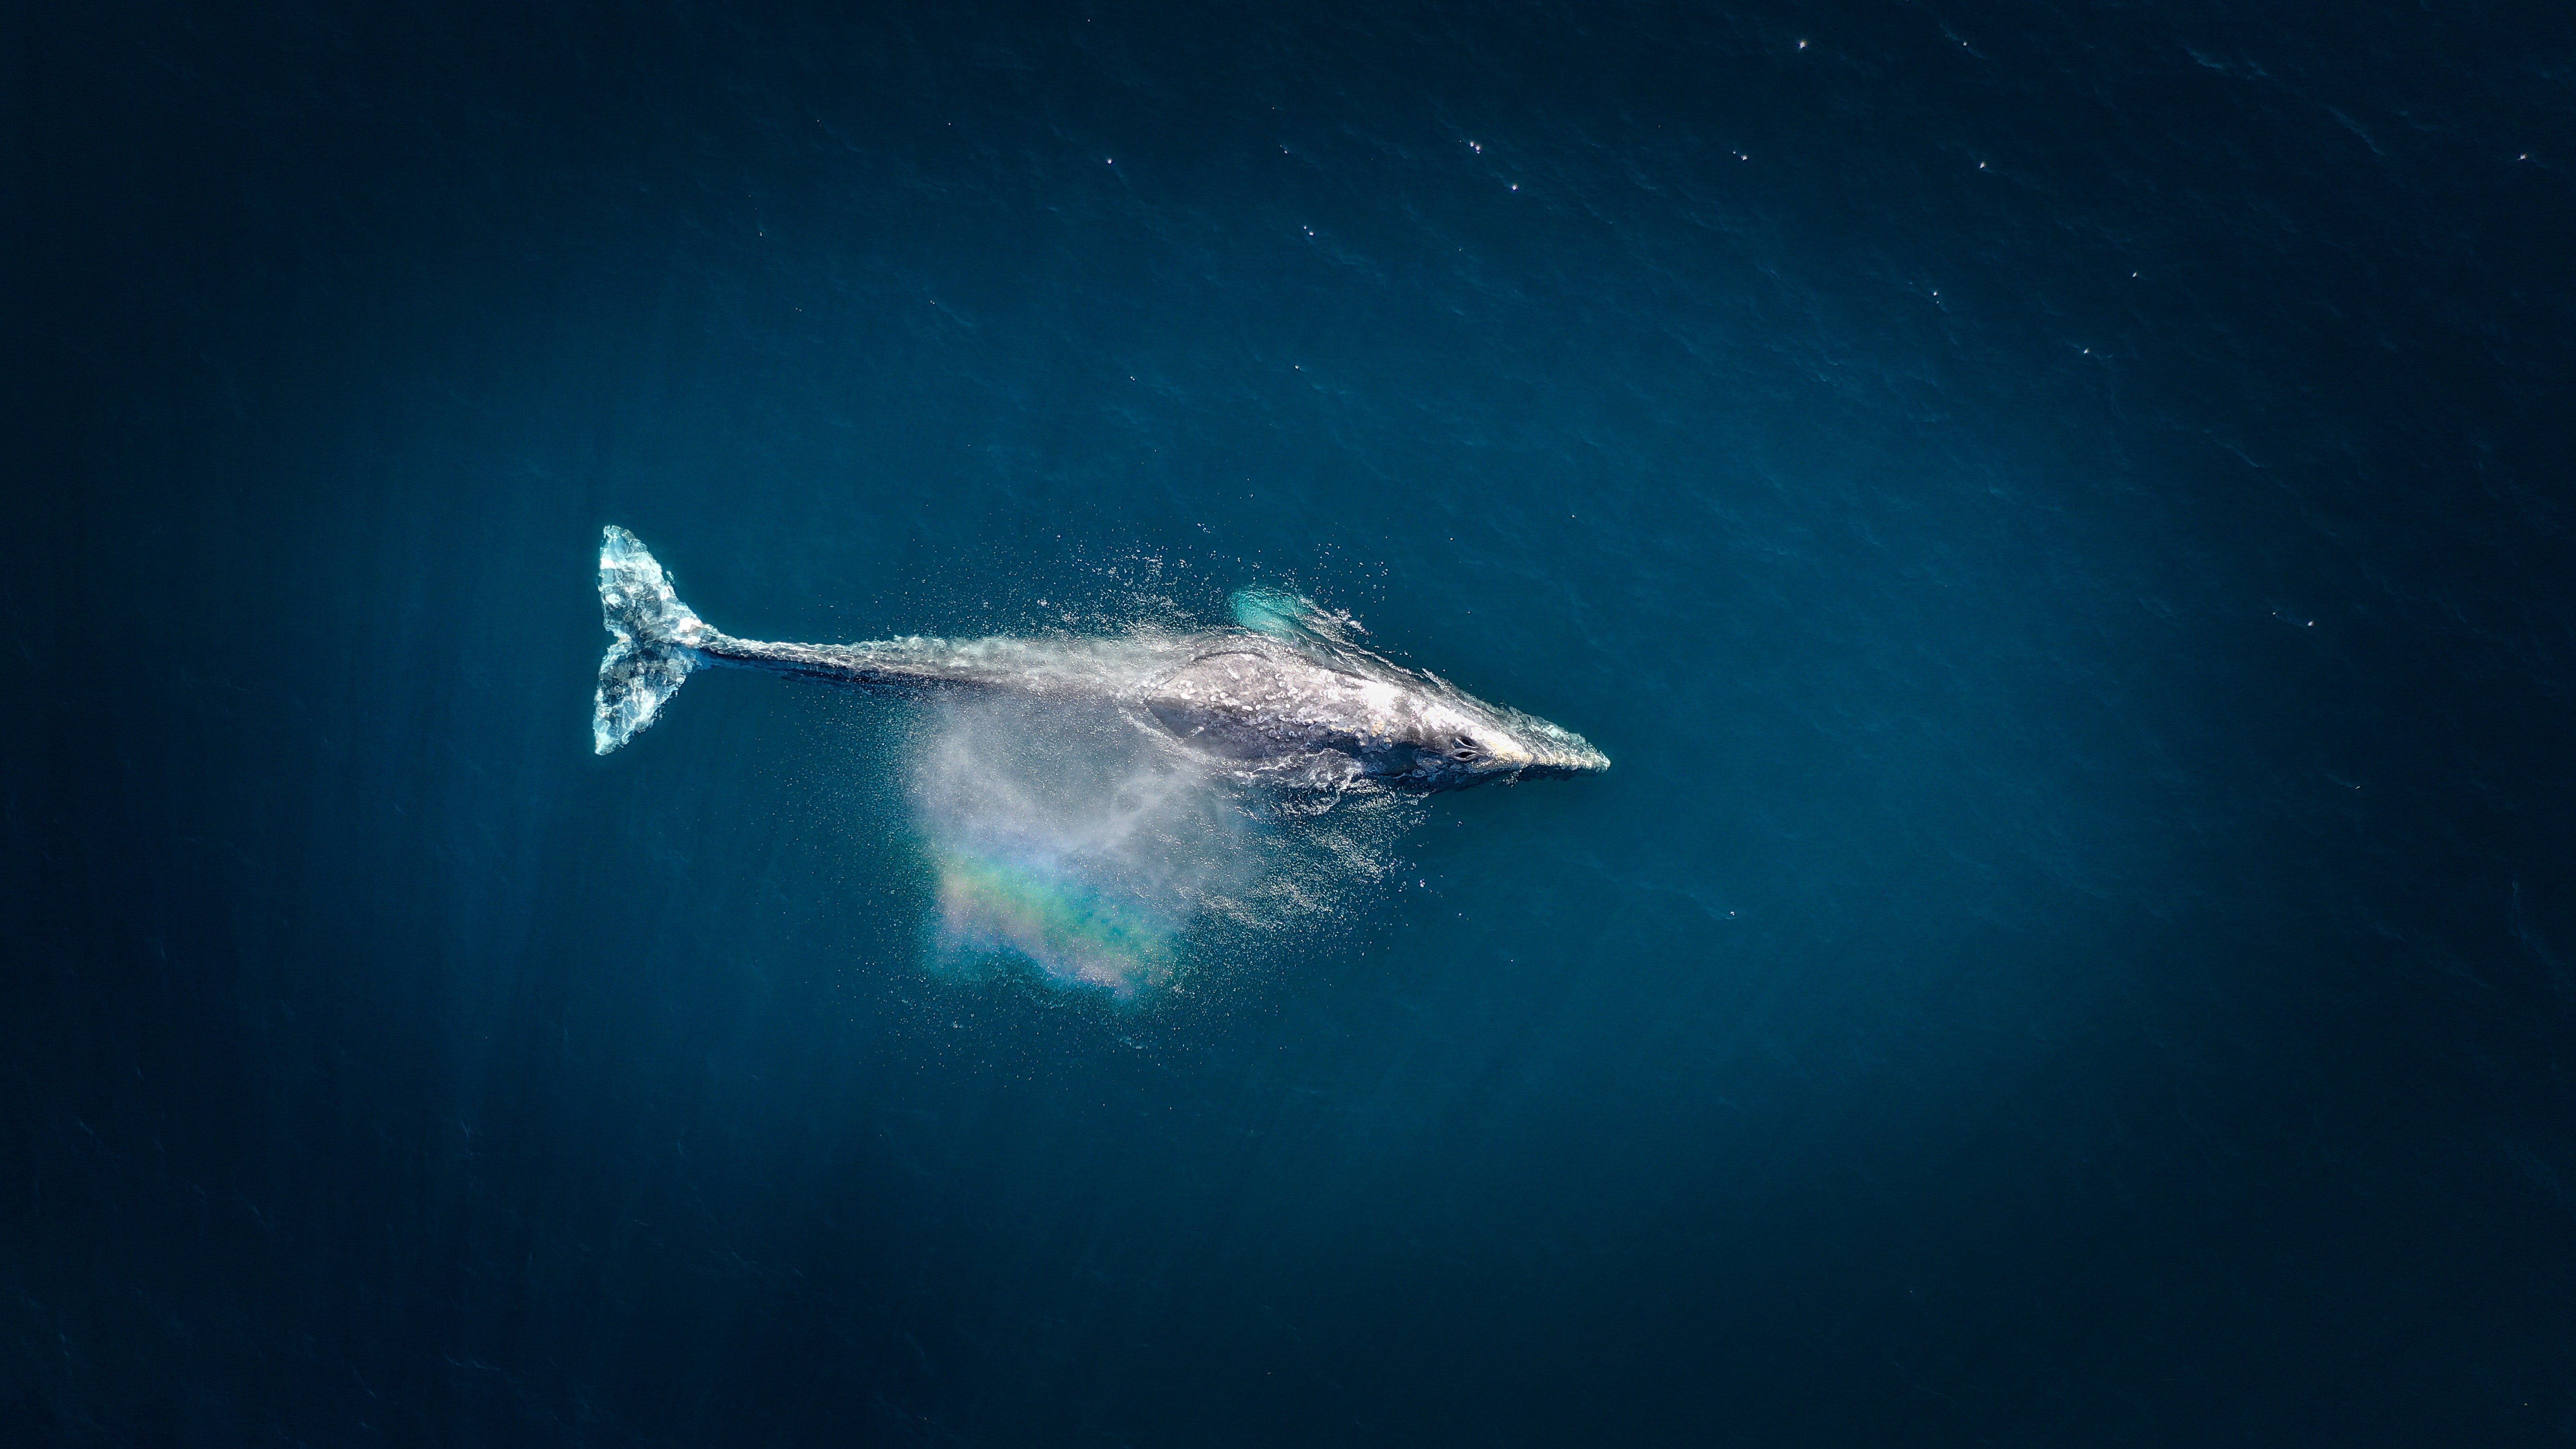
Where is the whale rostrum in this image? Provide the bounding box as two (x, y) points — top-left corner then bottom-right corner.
(591, 526), (1609, 791)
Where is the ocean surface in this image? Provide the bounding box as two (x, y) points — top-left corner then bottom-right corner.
(8, 2), (2574, 1443)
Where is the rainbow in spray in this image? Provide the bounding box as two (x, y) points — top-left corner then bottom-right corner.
(929, 847), (1179, 998)
(902, 687), (1246, 999)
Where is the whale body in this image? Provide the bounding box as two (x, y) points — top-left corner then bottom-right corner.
(591, 526), (1608, 791)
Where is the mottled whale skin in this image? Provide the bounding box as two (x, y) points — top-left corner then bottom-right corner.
(591, 527), (1608, 791)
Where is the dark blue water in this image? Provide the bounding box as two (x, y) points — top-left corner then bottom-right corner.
(8, 2), (2574, 1443)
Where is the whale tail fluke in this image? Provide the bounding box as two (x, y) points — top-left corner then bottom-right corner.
(594, 526), (710, 755)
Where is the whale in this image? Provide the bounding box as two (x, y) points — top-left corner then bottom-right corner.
(590, 526), (1608, 791)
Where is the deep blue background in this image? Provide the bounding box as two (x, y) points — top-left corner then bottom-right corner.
(8, 1), (2575, 1443)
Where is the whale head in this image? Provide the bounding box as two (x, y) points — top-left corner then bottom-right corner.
(1397, 688), (1611, 791)
(1141, 638), (1609, 792)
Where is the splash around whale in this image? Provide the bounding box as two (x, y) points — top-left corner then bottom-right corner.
(590, 526), (1608, 792)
